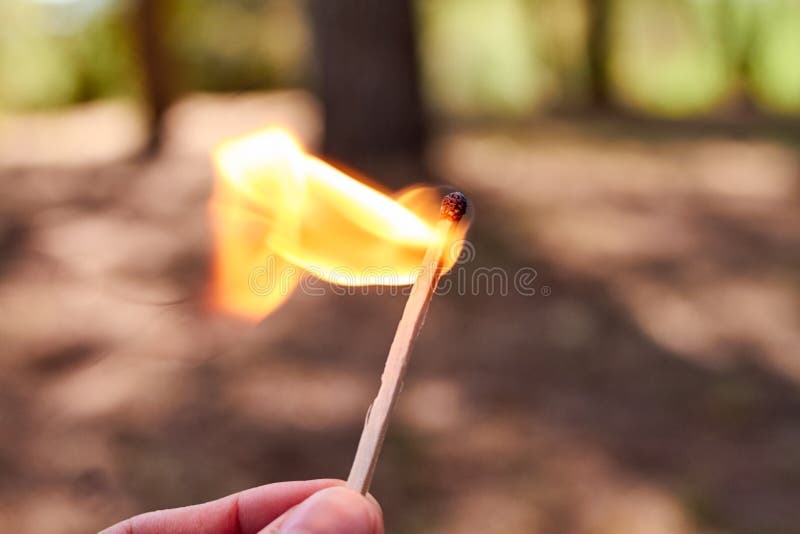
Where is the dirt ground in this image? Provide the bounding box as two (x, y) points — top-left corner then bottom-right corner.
(1, 96), (799, 533)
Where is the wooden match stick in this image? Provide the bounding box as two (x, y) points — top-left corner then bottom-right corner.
(346, 192), (468, 494)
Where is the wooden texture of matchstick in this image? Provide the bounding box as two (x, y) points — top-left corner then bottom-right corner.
(346, 192), (467, 494)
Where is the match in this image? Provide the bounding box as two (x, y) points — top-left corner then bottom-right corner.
(346, 191), (468, 494)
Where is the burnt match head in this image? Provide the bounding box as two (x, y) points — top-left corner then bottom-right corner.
(440, 192), (468, 222)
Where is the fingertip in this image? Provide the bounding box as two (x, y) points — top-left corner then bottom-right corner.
(365, 492), (383, 525)
(267, 486), (383, 534)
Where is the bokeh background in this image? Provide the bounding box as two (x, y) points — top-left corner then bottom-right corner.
(2, 1), (800, 533)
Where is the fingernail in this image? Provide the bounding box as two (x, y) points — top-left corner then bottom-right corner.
(277, 486), (381, 534)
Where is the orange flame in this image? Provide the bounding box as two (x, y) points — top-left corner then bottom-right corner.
(208, 128), (466, 321)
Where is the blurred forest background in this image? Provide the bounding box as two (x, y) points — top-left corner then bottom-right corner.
(1, 1), (800, 533)
(4, 0), (800, 127)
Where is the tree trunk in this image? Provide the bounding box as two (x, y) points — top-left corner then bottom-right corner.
(133, 0), (171, 157)
(586, 0), (611, 109)
(308, 0), (427, 188)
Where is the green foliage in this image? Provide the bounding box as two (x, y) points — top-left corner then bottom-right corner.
(166, 0), (309, 93)
(71, 2), (138, 102)
(0, 1), (81, 109)
(748, 0), (800, 113)
(3, 0), (800, 118)
(418, 0), (548, 118)
(0, 0), (136, 110)
(530, 0), (589, 105)
(609, 0), (734, 117)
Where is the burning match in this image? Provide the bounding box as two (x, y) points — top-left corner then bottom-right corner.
(347, 192), (468, 494)
(209, 128), (470, 495)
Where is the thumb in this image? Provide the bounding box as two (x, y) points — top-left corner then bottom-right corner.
(261, 486), (383, 534)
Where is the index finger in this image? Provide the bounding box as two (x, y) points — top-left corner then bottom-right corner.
(102, 479), (344, 534)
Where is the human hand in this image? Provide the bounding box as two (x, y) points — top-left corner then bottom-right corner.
(101, 479), (383, 534)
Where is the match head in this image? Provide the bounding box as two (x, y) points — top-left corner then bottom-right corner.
(440, 192), (468, 222)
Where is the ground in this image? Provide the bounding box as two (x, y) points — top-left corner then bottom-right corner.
(0, 94), (799, 533)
